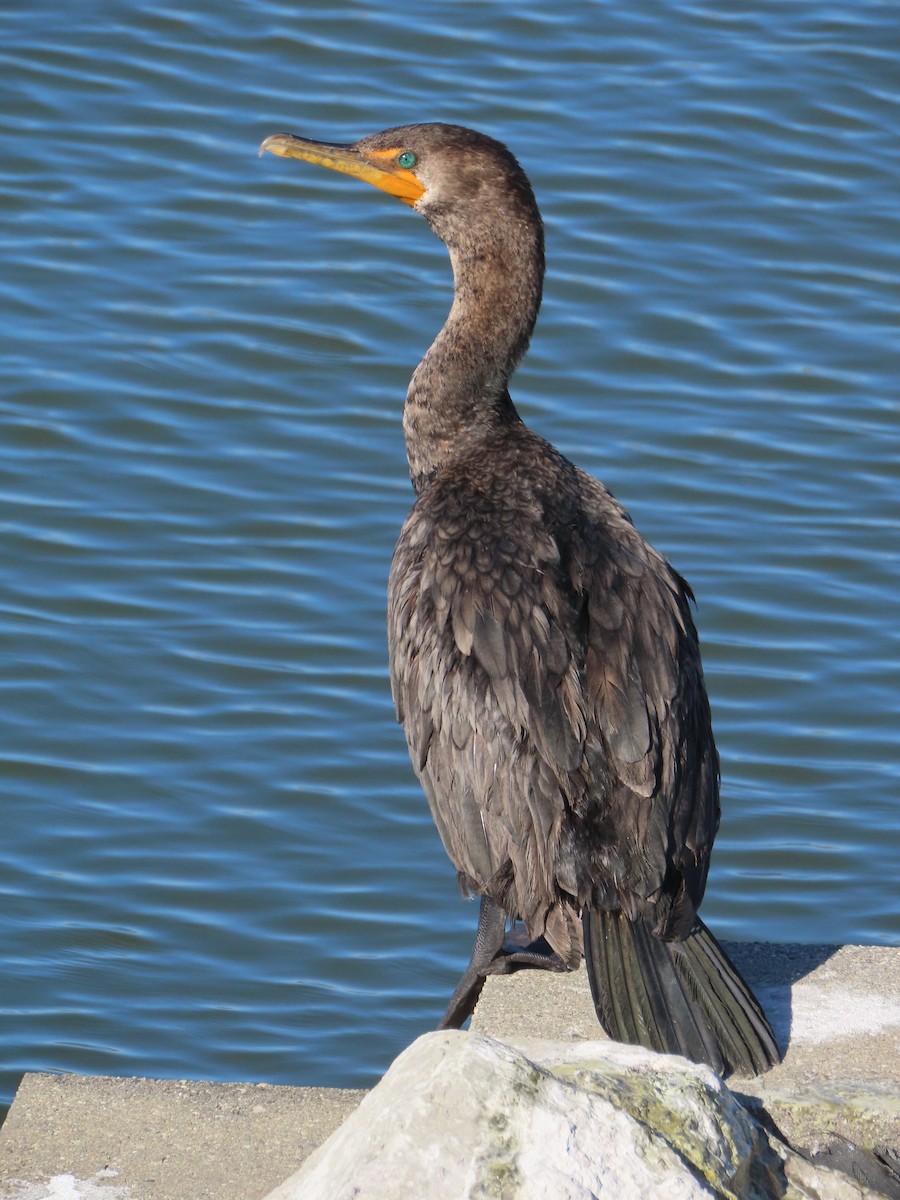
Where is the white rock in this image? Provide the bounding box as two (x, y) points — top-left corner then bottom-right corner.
(262, 1031), (780, 1200)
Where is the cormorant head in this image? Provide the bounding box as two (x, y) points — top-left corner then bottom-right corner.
(260, 121), (541, 252)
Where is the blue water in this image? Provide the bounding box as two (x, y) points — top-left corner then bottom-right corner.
(1, 1), (898, 1108)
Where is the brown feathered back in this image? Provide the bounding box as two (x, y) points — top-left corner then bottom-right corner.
(389, 418), (719, 966)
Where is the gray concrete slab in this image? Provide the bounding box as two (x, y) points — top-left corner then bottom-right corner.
(0, 944), (897, 1199)
(0, 1076), (364, 1200)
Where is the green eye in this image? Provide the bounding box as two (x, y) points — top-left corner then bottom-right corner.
(397, 151), (417, 169)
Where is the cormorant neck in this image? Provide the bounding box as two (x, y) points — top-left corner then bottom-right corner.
(403, 213), (544, 493)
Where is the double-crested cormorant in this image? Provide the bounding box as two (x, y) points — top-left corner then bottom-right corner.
(261, 122), (780, 1076)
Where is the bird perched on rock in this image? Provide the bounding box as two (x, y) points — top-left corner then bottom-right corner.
(260, 122), (780, 1076)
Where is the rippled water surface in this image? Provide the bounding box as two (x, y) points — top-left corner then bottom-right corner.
(1, 1), (898, 1108)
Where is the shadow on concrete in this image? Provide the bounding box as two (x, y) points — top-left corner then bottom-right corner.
(725, 941), (840, 1052)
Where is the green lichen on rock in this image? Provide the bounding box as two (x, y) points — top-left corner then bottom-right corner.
(547, 1056), (783, 1200)
(471, 1154), (522, 1200)
(470, 1050), (536, 1199)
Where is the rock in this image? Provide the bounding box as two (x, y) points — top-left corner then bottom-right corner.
(263, 1031), (889, 1200)
(471, 949), (900, 1160)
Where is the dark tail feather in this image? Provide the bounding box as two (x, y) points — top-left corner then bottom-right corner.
(582, 908), (781, 1076)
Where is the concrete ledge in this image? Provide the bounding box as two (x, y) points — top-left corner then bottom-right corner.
(0, 1077), (365, 1200)
(1, 945), (897, 1199)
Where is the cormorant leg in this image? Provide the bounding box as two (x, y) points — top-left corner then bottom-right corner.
(438, 896), (506, 1029)
(437, 897), (570, 1029)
